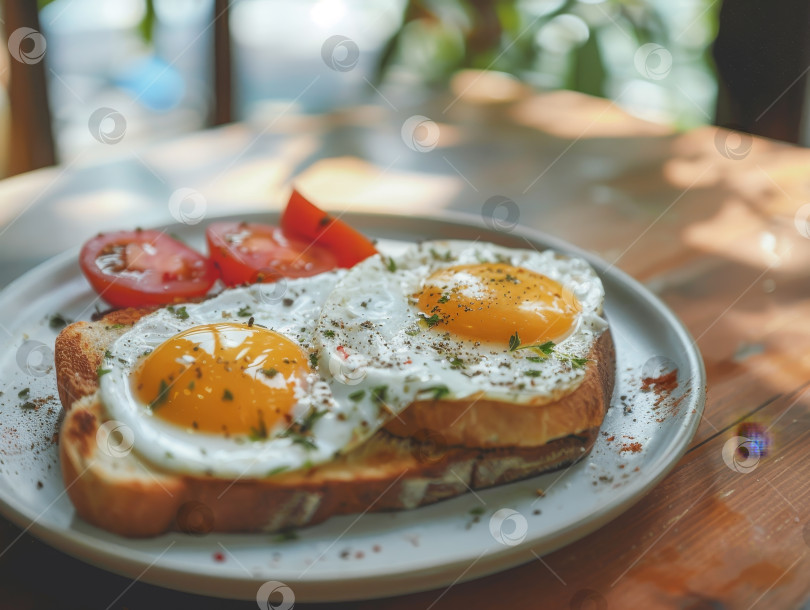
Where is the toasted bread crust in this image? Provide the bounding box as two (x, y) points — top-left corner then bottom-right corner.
(55, 308), (153, 411)
(55, 307), (612, 537)
(384, 330), (615, 447)
(61, 395), (597, 537)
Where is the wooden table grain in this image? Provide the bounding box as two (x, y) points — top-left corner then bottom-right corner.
(0, 83), (808, 609)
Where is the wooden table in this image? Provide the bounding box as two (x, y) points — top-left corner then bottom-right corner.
(1, 81), (808, 609)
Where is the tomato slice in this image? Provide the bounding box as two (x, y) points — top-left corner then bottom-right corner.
(206, 221), (338, 286)
(79, 230), (218, 307)
(280, 189), (377, 267)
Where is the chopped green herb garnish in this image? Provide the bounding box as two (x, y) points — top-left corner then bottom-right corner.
(49, 313), (72, 330)
(527, 356), (543, 363)
(20, 401), (36, 410)
(17, 388), (30, 399)
(237, 305), (252, 317)
(273, 530), (299, 542)
(419, 385), (450, 400)
(450, 357), (464, 369)
(469, 506), (486, 516)
(405, 328), (420, 336)
(104, 350), (113, 359)
(386, 257), (397, 272)
(536, 341), (556, 355)
(420, 313), (441, 327)
(266, 465), (289, 477)
(106, 323), (127, 330)
(167, 305), (189, 320)
(149, 379), (170, 410)
(524, 370), (543, 377)
(348, 389), (365, 402)
(278, 429), (317, 450)
(370, 385), (388, 406)
(438, 293), (450, 304)
(187, 380), (195, 390)
(430, 248), (452, 261)
(508, 332), (520, 351)
(97, 366), (111, 378)
(301, 409), (327, 432)
(567, 356), (589, 369)
(323, 329), (336, 338)
(518, 340), (555, 356)
(249, 414), (268, 441)
(222, 389), (234, 401)
(504, 273), (519, 283)
(309, 352), (319, 368)
(262, 368), (279, 378)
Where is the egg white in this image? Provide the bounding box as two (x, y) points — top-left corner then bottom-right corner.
(314, 240), (608, 419)
(100, 270), (391, 478)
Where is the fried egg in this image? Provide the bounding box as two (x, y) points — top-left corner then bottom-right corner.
(315, 240), (608, 416)
(99, 270), (391, 478)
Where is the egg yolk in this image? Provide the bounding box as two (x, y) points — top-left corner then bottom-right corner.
(416, 263), (580, 346)
(134, 323), (308, 435)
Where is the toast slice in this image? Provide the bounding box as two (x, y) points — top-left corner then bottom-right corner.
(61, 395), (599, 537)
(384, 331), (615, 448)
(55, 311), (614, 537)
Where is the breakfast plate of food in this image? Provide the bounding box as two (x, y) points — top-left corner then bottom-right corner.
(0, 190), (705, 601)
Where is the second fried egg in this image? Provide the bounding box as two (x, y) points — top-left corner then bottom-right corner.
(315, 240), (608, 418)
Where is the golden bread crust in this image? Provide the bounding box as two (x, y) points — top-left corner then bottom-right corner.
(384, 330), (615, 447)
(61, 395), (597, 537)
(55, 308), (153, 411)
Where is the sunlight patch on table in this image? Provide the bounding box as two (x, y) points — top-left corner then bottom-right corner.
(509, 91), (671, 139)
(288, 156), (460, 214)
(683, 200), (810, 272)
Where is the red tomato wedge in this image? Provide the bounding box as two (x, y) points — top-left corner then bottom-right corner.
(80, 230), (218, 307)
(280, 189), (378, 267)
(206, 221), (338, 286)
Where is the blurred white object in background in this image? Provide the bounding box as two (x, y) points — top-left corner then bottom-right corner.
(41, 0), (215, 164)
(231, 0), (404, 120)
(37, 0), (404, 165)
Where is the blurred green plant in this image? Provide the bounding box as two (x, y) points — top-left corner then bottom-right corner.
(377, 0), (719, 128)
(378, 0), (667, 94)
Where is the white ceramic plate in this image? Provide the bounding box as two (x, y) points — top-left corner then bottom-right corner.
(0, 211), (705, 602)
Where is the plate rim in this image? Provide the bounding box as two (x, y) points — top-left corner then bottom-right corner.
(0, 209), (706, 601)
